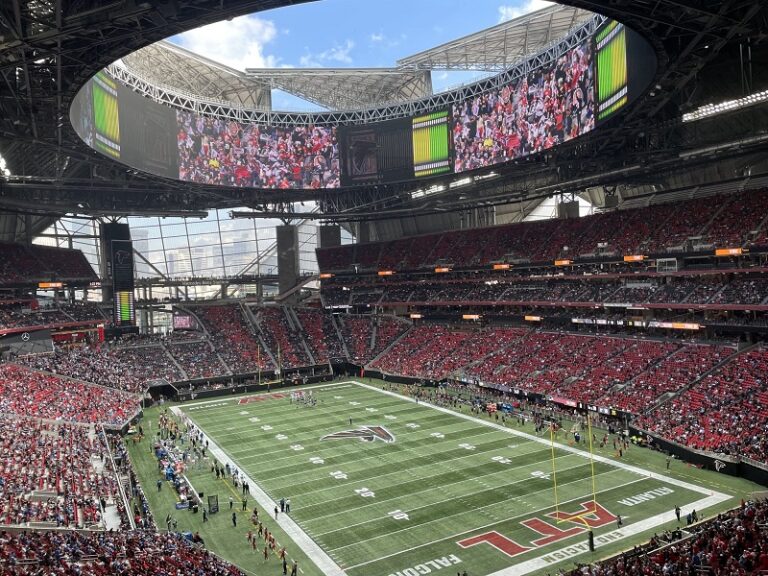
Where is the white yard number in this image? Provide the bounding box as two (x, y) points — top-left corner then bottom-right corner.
(531, 470), (551, 480)
(334, 396), (344, 400)
(491, 456), (512, 464)
(355, 487), (375, 498)
(290, 444), (304, 451)
(249, 417), (260, 423)
(239, 411), (249, 415)
(458, 443), (476, 450)
(384, 415), (397, 420)
(430, 432), (445, 439)
(275, 434), (288, 441)
(349, 401), (361, 406)
(260, 425), (273, 431)
(388, 509), (409, 520)
(309, 457), (325, 465)
(365, 407), (378, 413)
(330, 470), (348, 480)
(406, 423), (420, 429)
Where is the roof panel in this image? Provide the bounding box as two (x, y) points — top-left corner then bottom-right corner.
(117, 5), (593, 112)
(121, 41), (272, 109)
(244, 68), (433, 110)
(397, 4), (592, 71)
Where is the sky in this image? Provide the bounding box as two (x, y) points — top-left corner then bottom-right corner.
(170, 0), (554, 110)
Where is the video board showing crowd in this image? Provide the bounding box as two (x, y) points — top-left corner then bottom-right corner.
(177, 112), (340, 189)
(453, 38), (594, 174)
(72, 19), (655, 191)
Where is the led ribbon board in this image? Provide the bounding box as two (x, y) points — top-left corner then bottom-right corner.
(92, 71), (121, 158)
(115, 290), (134, 325)
(413, 110), (451, 178)
(596, 20), (628, 121)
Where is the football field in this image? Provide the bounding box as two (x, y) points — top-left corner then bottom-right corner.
(176, 381), (735, 576)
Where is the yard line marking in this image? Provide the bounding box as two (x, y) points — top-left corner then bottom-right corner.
(325, 469), (634, 552)
(312, 460), (623, 537)
(225, 420), (500, 463)
(237, 428), (528, 479)
(200, 401), (440, 436)
(266, 437), (542, 490)
(299, 451), (579, 509)
(172, 406), (348, 576)
(223, 415), (486, 450)
(352, 381), (730, 498)
(199, 399), (442, 433)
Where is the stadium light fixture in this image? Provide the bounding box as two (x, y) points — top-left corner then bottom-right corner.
(683, 89), (768, 122)
(449, 177), (473, 189)
(0, 153), (10, 177)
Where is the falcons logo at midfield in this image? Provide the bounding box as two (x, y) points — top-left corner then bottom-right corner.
(320, 425), (395, 443)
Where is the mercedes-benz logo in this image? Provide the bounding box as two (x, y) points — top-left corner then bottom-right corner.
(21, 333), (30, 342)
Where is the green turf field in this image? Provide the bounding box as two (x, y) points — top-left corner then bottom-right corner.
(129, 380), (762, 576)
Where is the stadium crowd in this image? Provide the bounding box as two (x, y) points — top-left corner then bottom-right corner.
(0, 301), (106, 331)
(567, 499), (768, 575)
(322, 274), (768, 308)
(253, 306), (310, 368)
(167, 342), (228, 380)
(20, 344), (181, 394)
(637, 347), (768, 461)
(316, 188), (768, 271)
(294, 308), (345, 363)
(0, 415), (119, 529)
(0, 530), (248, 575)
(339, 315), (374, 364)
(0, 244), (95, 286)
(0, 364), (139, 426)
(193, 306), (273, 374)
(0, 304), (72, 329)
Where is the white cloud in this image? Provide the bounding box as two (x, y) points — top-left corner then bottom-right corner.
(299, 39), (355, 68)
(172, 15), (279, 71)
(325, 39), (355, 64)
(299, 54), (322, 68)
(370, 32), (385, 42)
(498, 0), (552, 22)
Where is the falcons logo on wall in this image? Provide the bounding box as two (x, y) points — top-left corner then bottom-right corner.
(321, 426), (395, 443)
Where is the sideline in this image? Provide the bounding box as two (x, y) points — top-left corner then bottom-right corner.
(170, 405), (348, 576)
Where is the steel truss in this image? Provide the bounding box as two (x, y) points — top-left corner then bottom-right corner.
(106, 15), (603, 127)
